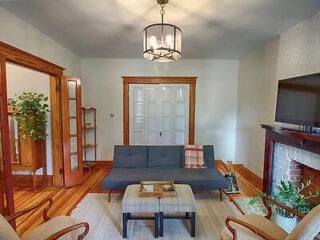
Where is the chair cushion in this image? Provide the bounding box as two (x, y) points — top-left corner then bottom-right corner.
(113, 145), (148, 168)
(159, 184), (196, 212)
(286, 204), (320, 240)
(122, 185), (159, 213)
(102, 168), (229, 190)
(220, 214), (288, 240)
(0, 214), (21, 240)
(147, 146), (182, 168)
(22, 216), (82, 240)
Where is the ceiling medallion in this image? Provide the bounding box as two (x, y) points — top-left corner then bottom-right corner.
(143, 0), (182, 62)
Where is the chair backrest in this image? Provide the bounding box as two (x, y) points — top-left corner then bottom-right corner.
(0, 215), (21, 240)
(286, 204), (320, 240)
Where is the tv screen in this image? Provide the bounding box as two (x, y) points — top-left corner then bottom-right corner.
(275, 73), (320, 127)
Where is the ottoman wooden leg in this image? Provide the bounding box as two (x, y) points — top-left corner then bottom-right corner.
(122, 213), (127, 238)
(191, 212), (196, 237)
(159, 212), (164, 237)
(155, 213), (159, 238)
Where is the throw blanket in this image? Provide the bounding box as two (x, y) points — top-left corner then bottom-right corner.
(184, 145), (206, 168)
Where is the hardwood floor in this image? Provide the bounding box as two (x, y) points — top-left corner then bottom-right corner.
(12, 165), (260, 237)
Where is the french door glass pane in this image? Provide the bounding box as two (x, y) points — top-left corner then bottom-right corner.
(70, 118), (77, 135)
(133, 87), (143, 102)
(176, 87), (186, 101)
(176, 131), (185, 144)
(176, 117), (185, 130)
(147, 117), (157, 130)
(134, 102), (143, 116)
(176, 102), (185, 116)
(69, 100), (77, 116)
(147, 132), (157, 144)
(133, 116), (143, 130)
(68, 81), (76, 98)
(70, 137), (77, 153)
(133, 131), (143, 144)
(71, 154), (78, 171)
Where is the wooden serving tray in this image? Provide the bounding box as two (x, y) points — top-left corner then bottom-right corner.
(139, 181), (176, 197)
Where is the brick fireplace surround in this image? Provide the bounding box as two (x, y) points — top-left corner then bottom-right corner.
(272, 143), (320, 204)
(261, 124), (320, 195)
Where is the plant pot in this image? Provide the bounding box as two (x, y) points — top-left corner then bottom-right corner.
(274, 211), (297, 233)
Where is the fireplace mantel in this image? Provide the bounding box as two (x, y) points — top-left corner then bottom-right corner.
(261, 124), (320, 194)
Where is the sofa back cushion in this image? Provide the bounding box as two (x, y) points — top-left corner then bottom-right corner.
(181, 145), (215, 168)
(113, 145), (148, 168)
(148, 146), (182, 168)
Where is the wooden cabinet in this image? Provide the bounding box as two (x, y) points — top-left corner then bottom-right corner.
(9, 111), (47, 190)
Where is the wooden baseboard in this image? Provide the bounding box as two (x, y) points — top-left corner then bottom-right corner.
(93, 160), (113, 168)
(236, 166), (263, 191)
(12, 174), (53, 187)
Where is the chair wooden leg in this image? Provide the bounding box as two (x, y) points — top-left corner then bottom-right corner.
(108, 190), (112, 202)
(219, 189), (223, 201)
(191, 212), (196, 237)
(122, 213), (127, 238)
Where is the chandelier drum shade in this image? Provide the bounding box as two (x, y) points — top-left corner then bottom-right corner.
(143, 0), (182, 62)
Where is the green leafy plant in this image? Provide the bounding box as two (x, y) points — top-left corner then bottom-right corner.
(8, 92), (50, 141)
(249, 180), (320, 217)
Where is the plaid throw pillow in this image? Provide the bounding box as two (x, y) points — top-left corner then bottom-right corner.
(184, 145), (206, 169)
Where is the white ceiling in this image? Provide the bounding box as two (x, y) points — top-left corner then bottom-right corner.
(1, 0), (320, 59)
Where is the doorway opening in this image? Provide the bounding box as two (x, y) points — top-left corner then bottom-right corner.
(6, 63), (52, 190)
(123, 76), (196, 145)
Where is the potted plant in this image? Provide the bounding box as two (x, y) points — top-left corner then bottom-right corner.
(8, 92), (50, 189)
(249, 180), (319, 232)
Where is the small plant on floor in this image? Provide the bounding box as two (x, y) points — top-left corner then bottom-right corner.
(249, 180), (320, 217)
(8, 92), (50, 141)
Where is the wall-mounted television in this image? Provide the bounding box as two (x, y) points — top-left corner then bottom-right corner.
(275, 73), (320, 127)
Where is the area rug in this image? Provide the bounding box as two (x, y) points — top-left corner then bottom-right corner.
(71, 192), (241, 240)
(232, 197), (268, 216)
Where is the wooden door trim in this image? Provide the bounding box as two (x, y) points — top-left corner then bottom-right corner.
(0, 41), (64, 76)
(0, 54), (15, 225)
(0, 42), (65, 187)
(122, 76), (196, 145)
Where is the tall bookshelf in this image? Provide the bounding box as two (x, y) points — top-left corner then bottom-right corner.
(81, 107), (97, 170)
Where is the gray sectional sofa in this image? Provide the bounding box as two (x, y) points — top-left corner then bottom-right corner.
(102, 145), (229, 201)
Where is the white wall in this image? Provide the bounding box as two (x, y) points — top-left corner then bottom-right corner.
(0, 7), (80, 75)
(6, 63), (53, 175)
(81, 59), (239, 162)
(235, 39), (279, 176)
(235, 11), (320, 177)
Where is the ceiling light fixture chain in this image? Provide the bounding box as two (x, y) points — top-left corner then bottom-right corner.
(143, 0), (182, 62)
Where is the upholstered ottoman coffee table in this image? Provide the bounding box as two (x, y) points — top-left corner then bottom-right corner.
(122, 185), (159, 238)
(159, 184), (196, 237)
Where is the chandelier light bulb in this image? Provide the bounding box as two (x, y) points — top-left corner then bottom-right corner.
(166, 34), (173, 48)
(150, 35), (157, 49)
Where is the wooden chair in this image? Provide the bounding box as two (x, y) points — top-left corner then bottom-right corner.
(221, 195), (320, 240)
(0, 197), (89, 240)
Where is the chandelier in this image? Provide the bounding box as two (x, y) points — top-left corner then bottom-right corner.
(143, 0), (182, 62)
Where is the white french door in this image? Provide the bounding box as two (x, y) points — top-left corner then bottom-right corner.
(129, 84), (189, 145)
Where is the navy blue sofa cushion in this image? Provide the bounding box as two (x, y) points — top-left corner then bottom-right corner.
(148, 146), (183, 168)
(102, 168), (229, 190)
(113, 145), (148, 168)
